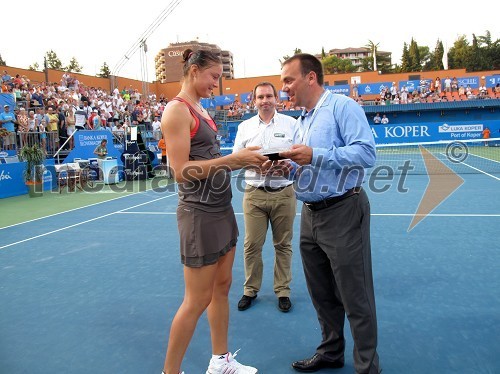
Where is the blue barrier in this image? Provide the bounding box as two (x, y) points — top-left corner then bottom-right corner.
(0, 159), (56, 198)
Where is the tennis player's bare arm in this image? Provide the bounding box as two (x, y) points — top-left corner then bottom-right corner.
(161, 100), (268, 183)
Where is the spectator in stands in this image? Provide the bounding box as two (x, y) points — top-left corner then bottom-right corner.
(482, 127), (491, 146)
(352, 81), (359, 98)
(384, 89), (391, 104)
(75, 105), (88, 131)
(451, 77), (458, 92)
(400, 85), (409, 104)
(373, 113), (382, 124)
(39, 119), (47, 154)
(479, 84), (488, 98)
(152, 116), (161, 139)
(58, 107), (68, 149)
(390, 82), (398, 99)
(444, 76), (452, 92)
(1, 70), (12, 88)
(381, 114), (389, 124)
(28, 110), (36, 132)
(158, 133), (167, 165)
(17, 108), (29, 146)
(66, 109), (76, 149)
(434, 77), (441, 94)
(458, 85), (465, 97)
(495, 84), (500, 95)
(31, 88), (44, 107)
(466, 85), (474, 99)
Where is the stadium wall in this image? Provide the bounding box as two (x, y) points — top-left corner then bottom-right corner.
(2, 65), (499, 102)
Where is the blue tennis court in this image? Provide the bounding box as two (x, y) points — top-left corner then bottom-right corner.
(1, 161), (499, 373)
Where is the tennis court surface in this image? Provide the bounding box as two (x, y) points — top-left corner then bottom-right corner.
(1, 140), (499, 374)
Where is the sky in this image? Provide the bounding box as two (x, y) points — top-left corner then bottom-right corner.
(3, 0), (498, 82)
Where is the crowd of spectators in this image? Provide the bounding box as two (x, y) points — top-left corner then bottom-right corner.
(0, 70), (168, 153)
(1, 69), (499, 154)
(354, 78), (500, 106)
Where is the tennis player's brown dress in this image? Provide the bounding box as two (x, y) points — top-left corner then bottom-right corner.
(174, 98), (238, 267)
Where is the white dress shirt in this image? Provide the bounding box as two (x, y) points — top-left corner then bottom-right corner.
(233, 111), (296, 188)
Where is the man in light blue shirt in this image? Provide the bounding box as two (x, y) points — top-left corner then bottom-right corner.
(0, 104), (17, 150)
(281, 54), (380, 374)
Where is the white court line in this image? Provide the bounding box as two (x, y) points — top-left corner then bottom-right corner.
(116, 211), (500, 217)
(438, 152), (500, 181)
(0, 193), (177, 250)
(0, 189), (167, 231)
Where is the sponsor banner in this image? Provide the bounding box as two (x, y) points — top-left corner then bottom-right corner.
(200, 98), (216, 108)
(0, 159), (56, 198)
(240, 92), (253, 103)
(63, 130), (122, 164)
(325, 85), (350, 96)
(457, 76), (479, 89)
(399, 80), (420, 93)
(278, 90), (289, 101)
(485, 75), (500, 88)
(358, 82), (393, 95)
(213, 94), (235, 107)
(370, 120), (499, 143)
(438, 124), (483, 133)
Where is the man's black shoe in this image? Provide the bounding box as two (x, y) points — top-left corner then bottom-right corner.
(278, 296), (292, 312)
(292, 353), (344, 372)
(237, 295), (257, 311)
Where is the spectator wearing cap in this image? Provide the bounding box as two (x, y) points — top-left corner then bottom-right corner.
(89, 109), (100, 130)
(0, 104), (17, 150)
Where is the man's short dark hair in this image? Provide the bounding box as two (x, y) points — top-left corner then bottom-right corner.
(283, 53), (324, 86)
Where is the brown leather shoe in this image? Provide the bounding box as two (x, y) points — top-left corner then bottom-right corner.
(292, 353), (344, 372)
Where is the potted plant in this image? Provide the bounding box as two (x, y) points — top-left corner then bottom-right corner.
(19, 144), (46, 197)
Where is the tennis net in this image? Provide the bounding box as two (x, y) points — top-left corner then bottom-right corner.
(372, 138), (500, 175)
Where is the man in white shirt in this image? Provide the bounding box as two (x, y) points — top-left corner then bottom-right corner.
(233, 82), (297, 313)
(152, 116), (162, 140)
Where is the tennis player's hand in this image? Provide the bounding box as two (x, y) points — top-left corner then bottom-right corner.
(280, 144), (312, 165)
(233, 146), (268, 169)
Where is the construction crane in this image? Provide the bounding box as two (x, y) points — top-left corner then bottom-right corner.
(111, 0), (184, 94)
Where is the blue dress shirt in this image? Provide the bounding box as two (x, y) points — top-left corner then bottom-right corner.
(293, 91), (376, 202)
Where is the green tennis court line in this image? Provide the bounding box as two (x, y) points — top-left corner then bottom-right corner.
(0, 179), (174, 228)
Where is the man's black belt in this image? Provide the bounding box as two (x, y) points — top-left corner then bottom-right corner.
(304, 187), (362, 211)
(255, 185), (289, 192)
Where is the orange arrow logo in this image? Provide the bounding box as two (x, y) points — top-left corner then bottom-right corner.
(408, 145), (464, 231)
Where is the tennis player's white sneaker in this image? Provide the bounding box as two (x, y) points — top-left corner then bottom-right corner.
(206, 349), (257, 374)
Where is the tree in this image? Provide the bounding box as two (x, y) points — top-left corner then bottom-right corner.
(65, 57), (82, 73)
(322, 55), (356, 74)
(418, 46), (430, 68)
(400, 43), (410, 72)
(280, 48), (303, 65)
(467, 34), (482, 71)
(45, 50), (63, 70)
(28, 62), (40, 71)
(97, 62), (111, 78)
(429, 39), (445, 71)
(0, 54), (6, 66)
(321, 47), (326, 59)
(408, 38), (421, 71)
(447, 35), (469, 69)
